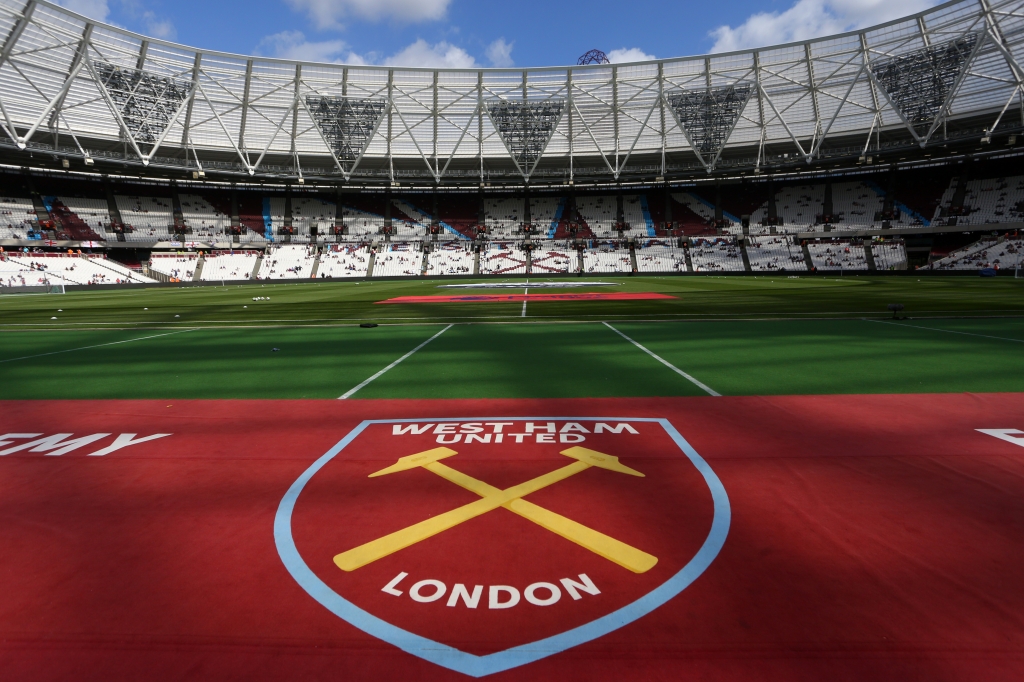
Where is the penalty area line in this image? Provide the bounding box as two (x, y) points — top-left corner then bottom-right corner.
(339, 324), (453, 399)
(865, 318), (1024, 344)
(0, 328), (199, 364)
(603, 321), (721, 397)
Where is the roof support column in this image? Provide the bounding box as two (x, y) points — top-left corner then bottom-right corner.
(612, 65), (620, 173)
(0, 0), (36, 71)
(179, 52), (202, 148)
(387, 68), (394, 183)
(238, 59), (252, 153)
(568, 68), (574, 183)
(658, 61), (666, 177)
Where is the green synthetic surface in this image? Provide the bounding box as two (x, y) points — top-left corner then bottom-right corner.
(1, 277), (1022, 399)
(1, 275), (1024, 328)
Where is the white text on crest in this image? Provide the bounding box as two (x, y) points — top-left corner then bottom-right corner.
(391, 422), (639, 445)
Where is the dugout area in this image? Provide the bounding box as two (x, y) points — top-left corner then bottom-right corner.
(2, 277), (1024, 681)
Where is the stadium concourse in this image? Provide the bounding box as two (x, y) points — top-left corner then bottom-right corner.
(5, 0), (1024, 678)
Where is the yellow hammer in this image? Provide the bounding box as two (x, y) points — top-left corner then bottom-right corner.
(333, 446), (657, 573)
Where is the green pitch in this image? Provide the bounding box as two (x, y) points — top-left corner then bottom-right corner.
(1, 275), (1023, 400)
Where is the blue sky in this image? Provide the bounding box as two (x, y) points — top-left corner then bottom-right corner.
(59, 0), (943, 67)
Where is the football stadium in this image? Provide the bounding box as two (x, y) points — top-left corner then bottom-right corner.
(2, 0), (1024, 678)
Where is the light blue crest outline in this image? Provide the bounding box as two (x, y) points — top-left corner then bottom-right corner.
(274, 417), (730, 677)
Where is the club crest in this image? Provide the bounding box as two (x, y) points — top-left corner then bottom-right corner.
(275, 417), (730, 677)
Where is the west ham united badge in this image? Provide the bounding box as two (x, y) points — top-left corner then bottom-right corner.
(275, 417), (730, 677)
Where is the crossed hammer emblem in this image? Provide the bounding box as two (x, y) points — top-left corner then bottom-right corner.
(334, 446), (658, 574)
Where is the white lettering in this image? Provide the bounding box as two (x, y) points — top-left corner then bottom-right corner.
(436, 434), (462, 444)
(392, 424), (434, 436)
(0, 433), (110, 457)
(560, 423), (590, 434)
(485, 422), (513, 433)
(382, 572), (408, 596)
(495, 434), (504, 443)
(978, 429), (1024, 448)
(459, 423), (484, 434)
(0, 433), (41, 450)
(466, 434), (492, 444)
(560, 574), (601, 601)
(524, 582), (561, 606)
(410, 579), (446, 603)
(85, 433), (172, 457)
(489, 585), (520, 609)
(536, 433), (555, 443)
(594, 423), (638, 435)
(446, 584), (483, 608)
(526, 422), (556, 433)
(434, 424), (457, 434)
(509, 433), (528, 443)
(559, 434), (585, 443)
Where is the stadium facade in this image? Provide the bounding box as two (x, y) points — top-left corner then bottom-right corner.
(0, 0), (1022, 185)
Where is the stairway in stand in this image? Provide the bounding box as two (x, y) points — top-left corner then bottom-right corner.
(193, 254), (206, 281)
(49, 199), (103, 241)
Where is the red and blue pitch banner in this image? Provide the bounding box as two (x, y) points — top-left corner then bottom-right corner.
(2, 394), (1024, 680)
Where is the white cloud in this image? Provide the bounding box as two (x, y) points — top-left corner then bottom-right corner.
(287, 0), (450, 29)
(709, 0), (942, 53)
(384, 39), (476, 68)
(139, 14), (175, 39)
(256, 30), (367, 63)
(486, 38), (514, 68)
(54, 0), (110, 21)
(607, 48), (656, 64)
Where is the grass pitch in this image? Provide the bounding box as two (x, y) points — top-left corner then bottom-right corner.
(1, 275), (1022, 400)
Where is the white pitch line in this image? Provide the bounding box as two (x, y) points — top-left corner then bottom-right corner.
(521, 284), (528, 318)
(0, 328), (199, 364)
(339, 324), (453, 399)
(603, 321), (721, 397)
(865, 318), (1024, 344)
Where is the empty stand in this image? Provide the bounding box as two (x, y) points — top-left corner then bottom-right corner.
(150, 253), (200, 281)
(582, 244), (632, 273)
(928, 236), (1022, 270)
(257, 245), (318, 279)
(480, 243), (529, 274)
(0, 196), (36, 239)
(530, 243), (577, 274)
(318, 244), (371, 277)
(872, 240), (908, 270)
(426, 243), (474, 275)
(635, 240), (687, 272)
(200, 251), (259, 281)
(746, 236), (807, 271)
(372, 243), (423, 277)
(807, 241), (869, 270)
(689, 237), (745, 271)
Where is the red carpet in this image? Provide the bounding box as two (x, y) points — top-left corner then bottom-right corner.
(2, 394), (1024, 680)
(376, 292), (676, 304)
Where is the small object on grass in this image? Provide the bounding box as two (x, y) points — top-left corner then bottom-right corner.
(175, 314), (180, 318)
(244, 305), (248, 308)
(51, 316), (57, 320)
(144, 307), (148, 310)
(360, 323), (379, 328)
(272, 348), (280, 352)
(57, 309), (62, 312)
(887, 303), (905, 319)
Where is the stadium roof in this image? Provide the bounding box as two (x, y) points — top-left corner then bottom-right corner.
(1, 0), (1023, 185)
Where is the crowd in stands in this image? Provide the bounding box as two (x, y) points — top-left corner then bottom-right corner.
(927, 236), (1022, 270)
(746, 236), (807, 271)
(807, 242), (869, 270)
(426, 244), (474, 275)
(372, 243), (423, 277)
(689, 238), (745, 271)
